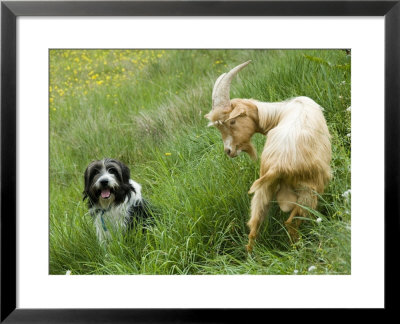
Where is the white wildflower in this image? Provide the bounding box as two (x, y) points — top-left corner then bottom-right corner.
(308, 266), (316, 272)
(346, 106), (351, 112)
(316, 217), (322, 224)
(66, 270), (71, 275)
(293, 269), (299, 275)
(347, 133), (351, 137)
(342, 189), (351, 199)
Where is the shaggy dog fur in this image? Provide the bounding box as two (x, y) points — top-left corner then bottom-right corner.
(83, 158), (150, 242)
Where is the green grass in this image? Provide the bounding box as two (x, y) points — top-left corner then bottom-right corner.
(49, 49), (351, 275)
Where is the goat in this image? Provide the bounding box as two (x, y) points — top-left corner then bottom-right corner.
(205, 61), (332, 252)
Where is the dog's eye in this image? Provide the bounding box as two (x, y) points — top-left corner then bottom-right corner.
(108, 168), (118, 175)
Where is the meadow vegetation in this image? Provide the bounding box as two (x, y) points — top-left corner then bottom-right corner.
(50, 49), (351, 275)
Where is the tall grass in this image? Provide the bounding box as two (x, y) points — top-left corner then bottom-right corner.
(50, 49), (351, 275)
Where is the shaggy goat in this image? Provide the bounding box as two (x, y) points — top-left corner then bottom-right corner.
(205, 61), (332, 252)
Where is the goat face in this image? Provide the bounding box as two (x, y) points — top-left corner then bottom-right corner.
(206, 99), (258, 159)
(206, 60), (258, 159)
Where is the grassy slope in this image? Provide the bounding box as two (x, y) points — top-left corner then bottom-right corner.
(49, 49), (351, 275)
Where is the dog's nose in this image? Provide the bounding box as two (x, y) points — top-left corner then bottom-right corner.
(225, 148), (231, 156)
(100, 179), (109, 186)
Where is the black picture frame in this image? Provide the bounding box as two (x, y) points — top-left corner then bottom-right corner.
(1, 0), (398, 322)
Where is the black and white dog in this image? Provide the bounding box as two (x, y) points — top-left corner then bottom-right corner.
(83, 158), (150, 242)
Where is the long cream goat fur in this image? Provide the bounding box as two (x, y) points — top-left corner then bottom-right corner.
(205, 61), (332, 252)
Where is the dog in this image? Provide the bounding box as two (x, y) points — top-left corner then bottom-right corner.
(83, 158), (150, 242)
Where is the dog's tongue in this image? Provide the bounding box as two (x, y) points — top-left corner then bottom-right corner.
(101, 189), (111, 199)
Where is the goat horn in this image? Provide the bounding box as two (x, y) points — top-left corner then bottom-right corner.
(211, 60), (252, 110)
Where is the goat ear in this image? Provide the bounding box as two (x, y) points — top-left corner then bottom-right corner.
(226, 107), (247, 122)
(222, 101), (237, 113)
(222, 106), (233, 114)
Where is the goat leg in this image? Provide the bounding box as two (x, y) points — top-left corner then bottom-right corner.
(246, 183), (275, 252)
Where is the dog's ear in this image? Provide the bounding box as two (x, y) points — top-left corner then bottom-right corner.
(83, 164), (91, 201)
(119, 161), (131, 184)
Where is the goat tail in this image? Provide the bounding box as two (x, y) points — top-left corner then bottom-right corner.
(248, 169), (277, 194)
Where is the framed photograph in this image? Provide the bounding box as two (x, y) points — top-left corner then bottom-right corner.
(1, 0), (398, 321)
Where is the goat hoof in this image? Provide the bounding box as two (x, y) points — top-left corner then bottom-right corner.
(288, 230), (299, 243)
(245, 244), (253, 254)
